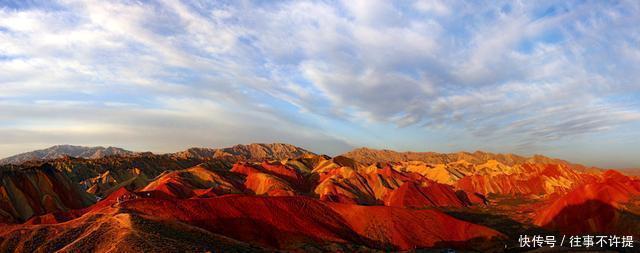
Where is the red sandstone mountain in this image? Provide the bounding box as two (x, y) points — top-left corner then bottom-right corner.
(1, 187), (503, 252)
(385, 181), (481, 208)
(0, 143), (313, 198)
(141, 165), (246, 198)
(1, 144), (639, 251)
(534, 170), (640, 235)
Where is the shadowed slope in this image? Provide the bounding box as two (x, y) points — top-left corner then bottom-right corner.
(536, 200), (640, 236)
(0, 164), (95, 222)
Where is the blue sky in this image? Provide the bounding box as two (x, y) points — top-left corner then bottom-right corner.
(1, 0), (639, 168)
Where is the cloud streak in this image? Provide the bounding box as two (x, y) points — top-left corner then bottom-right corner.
(0, 0), (639, 167)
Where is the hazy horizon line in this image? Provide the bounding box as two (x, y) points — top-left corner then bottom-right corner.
(2, 142), (638, 170)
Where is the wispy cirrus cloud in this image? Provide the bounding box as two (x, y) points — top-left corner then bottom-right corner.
(0, 0), (639, 167)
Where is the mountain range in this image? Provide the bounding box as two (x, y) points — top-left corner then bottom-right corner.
(0, 143), (638, 252)
(0, 145), (134, 165)
(0, 143), (600, 170)
(0, 143), (314, 165)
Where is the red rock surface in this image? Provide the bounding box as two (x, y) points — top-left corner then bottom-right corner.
(141, 165), (245, 198)
(121, 195), (503, 250)
(2, 145), (640, 251)
(329, 202), (503, 250)
(456, 163), (594, 195)
(385, 181), (471, 208)
(534, 170), (640, 235)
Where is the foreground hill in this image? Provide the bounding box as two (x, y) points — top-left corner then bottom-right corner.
(0, 188), (503, 252)
(0, 145), (134, 165)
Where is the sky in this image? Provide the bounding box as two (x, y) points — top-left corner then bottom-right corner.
(1, 0), (639, 168)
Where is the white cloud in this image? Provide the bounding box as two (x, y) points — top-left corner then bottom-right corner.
(0, 0), (639, 166)
(414, 0), (450, 16)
